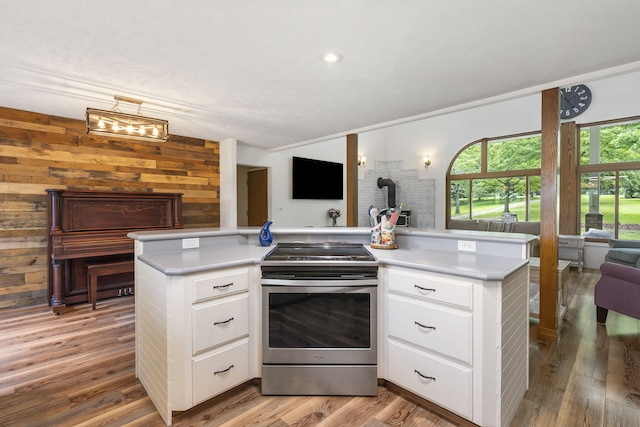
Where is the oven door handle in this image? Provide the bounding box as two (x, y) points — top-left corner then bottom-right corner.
(262, 278), (378, 287)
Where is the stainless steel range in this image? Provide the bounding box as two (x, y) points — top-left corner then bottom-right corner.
(260, 242), (378, 396)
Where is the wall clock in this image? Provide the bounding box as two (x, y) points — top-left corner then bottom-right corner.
(560, 84), (592, 119)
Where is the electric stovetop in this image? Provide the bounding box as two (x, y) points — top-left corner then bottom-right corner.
(260, 242), (378, 279)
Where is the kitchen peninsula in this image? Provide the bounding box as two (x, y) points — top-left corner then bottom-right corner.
(128, 227), (533, 426)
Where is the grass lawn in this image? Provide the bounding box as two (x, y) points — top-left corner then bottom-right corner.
(580, 195), (640, 239)
(451, 197), (540, 221)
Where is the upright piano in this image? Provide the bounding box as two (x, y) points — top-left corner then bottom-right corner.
(46, 189), (182, 314)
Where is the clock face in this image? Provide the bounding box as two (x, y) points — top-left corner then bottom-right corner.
(560, 84), (592, 119)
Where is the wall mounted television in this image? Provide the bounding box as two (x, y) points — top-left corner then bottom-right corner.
(292, 156), (343, 200)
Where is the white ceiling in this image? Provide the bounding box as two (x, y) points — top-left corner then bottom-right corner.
(2, 1), (640, 151)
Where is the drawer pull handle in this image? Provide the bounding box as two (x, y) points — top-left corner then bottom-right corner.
(214, 317), (234, 326)
(213, 282), (234, 289)
(414, 285), (435, 292)
(414, 321), (436, 330)
(414, 370), (436, 381)
(214, 365), (234, 375)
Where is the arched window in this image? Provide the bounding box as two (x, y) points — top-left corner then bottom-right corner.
(447, 132), (541, 224)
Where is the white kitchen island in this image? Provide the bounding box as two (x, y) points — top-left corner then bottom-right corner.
(128, 226), (533, 426)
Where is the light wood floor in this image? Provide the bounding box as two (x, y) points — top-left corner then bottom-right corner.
(1, 269), (639, 426)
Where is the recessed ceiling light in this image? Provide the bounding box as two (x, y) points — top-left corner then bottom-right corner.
(322, 52), (343, 63)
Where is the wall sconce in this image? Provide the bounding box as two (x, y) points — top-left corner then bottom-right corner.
(424, 155), (432, 168)
(86, 95), (169, 142)
(358, 155), (367, 169)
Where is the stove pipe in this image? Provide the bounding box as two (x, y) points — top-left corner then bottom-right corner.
(377, 177), (396, 208)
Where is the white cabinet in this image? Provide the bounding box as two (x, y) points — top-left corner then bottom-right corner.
(388, 340), (473, 418)
(192, 293), (249, 354)
(387, 267), (473, 309)
(192, 338), (250, 405)
(192, 268), (250, 303)
(383, 265), (529, 427)
(387, 293), (473, 364)
(135, 262), (257, 426)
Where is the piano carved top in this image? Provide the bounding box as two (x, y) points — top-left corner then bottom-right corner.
(46, 189), (182, 259)
(64, 197), (171, 232)
(47, 189), (182, 231)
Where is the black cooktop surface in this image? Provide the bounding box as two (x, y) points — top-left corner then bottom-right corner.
(262, 242), (375, 262)
(261, 242), (378, 280)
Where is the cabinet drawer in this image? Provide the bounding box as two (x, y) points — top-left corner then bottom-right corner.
(192, 268), (249, 303)
(387, 340), (471, 419)
(192, 293), (249, 354)
(387, 268), (472, 308)
(388, 294), (472, 364)
(192, 338), (250, 405)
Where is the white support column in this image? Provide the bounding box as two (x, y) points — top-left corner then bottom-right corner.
(220, 138), (238, 228)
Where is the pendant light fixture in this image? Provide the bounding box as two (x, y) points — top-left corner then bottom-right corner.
(86, 96), (169, 142)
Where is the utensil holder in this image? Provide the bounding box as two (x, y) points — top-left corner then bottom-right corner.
(371, 225), (397, 249)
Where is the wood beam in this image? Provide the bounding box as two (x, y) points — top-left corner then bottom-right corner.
(539, 88), (560, 339)
(346, 134), (359, 227)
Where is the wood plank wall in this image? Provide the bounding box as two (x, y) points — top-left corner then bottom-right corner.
(0, 106), (220, 309)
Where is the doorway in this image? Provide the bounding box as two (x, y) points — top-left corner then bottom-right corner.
(237, 165), (269, 227)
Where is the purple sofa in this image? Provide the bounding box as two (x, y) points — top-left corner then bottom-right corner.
(594, 262), (640, 323)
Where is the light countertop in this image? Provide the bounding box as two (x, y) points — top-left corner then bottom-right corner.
(137, 243), (527, 281)
(368, 246), (527, 280)
(138, 245), (273, 276)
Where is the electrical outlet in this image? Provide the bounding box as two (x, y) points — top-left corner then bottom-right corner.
(457, 240), (476, 252)
(182, 238), (200, 249)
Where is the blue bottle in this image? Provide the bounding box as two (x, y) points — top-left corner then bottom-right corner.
(259, 220), (273, 246)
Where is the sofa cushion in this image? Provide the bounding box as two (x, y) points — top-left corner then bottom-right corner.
(607, 248), (640, 265)
(503, 222), (516, 233)
(609, 239), (640, 249)
(512, 222), (540, 235)
(448, 219), (485, 231)
(489, 221), (505, 232)
(448, 219), (540, 234)
(476, 220), (491, 231)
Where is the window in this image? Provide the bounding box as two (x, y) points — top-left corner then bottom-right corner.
(448, 133), (541, 223)
(451, 144), (481, 175)
(487, 135), (541, 172)
(448, 118), (640, 237)
(580, 120), (640, 166)
(578, 118), (640, 239)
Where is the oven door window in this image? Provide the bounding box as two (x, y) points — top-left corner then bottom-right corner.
(268, 292), (371, 348)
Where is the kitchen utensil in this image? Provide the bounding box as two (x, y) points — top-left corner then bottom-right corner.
(389, 211), (400, 226)
(369, 208), (379, 227)
(380, 215), (389, 230)
(368, 205), (375, 227)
